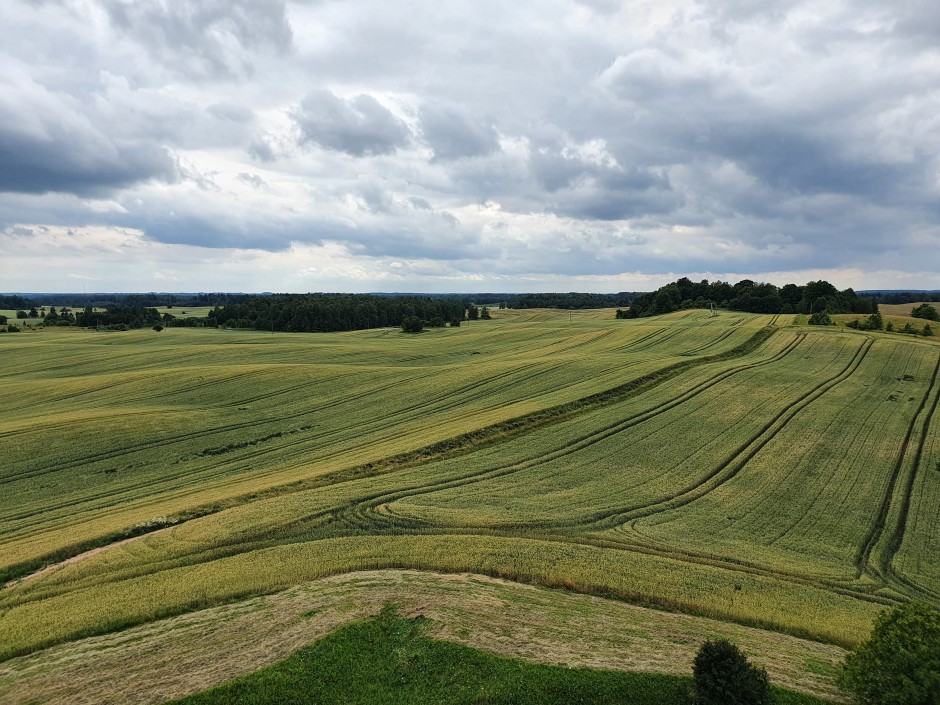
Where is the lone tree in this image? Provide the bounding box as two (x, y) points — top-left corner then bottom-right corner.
(838, 601), (940, 705)
(691, 639), (771, 705)
(401, 316), (423, 333)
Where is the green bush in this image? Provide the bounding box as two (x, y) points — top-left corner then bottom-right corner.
(839, 602), (940, 705)
(911, 303), (940, 321)
(692, 639), (772, 705)
(808, 311), (834, 326)
(401, 316), (424, 333)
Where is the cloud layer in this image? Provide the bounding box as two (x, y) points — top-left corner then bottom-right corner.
(2, 0), (939, 291)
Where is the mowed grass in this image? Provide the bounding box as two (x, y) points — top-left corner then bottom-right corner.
(0, 308), (937, 702)
(0, 570), (847, 704)
(167, 609), (829, 705)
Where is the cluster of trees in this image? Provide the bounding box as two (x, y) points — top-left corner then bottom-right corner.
(208, 294), (470, 333)
(843, 312), (885, 330)
(74, 306), (163, 329)
(624, 278), (877, 318)
(911, 303), (940, 321)
(41, 307), (76, 326)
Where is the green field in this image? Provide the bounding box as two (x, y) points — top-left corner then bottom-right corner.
(1, 308), (937, 703)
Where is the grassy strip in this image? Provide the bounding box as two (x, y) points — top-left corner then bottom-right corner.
(0, 326), (778, 585)
(169, 608), (832, 705)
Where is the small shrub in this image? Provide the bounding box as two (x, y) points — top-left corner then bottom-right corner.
(808, 311), (834, 326)
(886, 321), (894, 332)
(153, 324), (164, 332)
(450, 318), (461, 327)
(923, 324), (934, 337)
(692, 639), (772, 705)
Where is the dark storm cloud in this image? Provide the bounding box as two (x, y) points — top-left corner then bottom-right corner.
(0, 114), (178, 195)
(292, 90), (412, 156)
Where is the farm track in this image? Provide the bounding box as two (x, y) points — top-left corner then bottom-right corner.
(587, 337), (874, 530)
(0, 360), (558, 528)
(326, 333), (806, 533)
(609, 327), (669, 352)
(678, 327), (738, 356)
(757, 390), (888, 547)
(862, 351), (940, 598)
(1, 323), (715, 521)
(0, 349), (690, 546)
(0, 324), (780, 582)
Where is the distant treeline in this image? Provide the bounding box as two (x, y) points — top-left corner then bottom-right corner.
(209, 294), (469, 332)
(860, 291), (940, 305)
(506, 292), (639, 309)
(370, 292), (640, 309)
(0, 295), (34, 309)
(622, 278), (878, 318)
(4, 292), (255, 309)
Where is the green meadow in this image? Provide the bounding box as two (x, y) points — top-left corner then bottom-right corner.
(1, 307), (937, 703)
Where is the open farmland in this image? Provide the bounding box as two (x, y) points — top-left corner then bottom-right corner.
(0, 308), (938, 703)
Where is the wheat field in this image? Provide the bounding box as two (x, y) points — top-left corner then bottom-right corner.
(1, 308), (937, 701)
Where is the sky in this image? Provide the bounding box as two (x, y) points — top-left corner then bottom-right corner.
(2, 0), (940, 293)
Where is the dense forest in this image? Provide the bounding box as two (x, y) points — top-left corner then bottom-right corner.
(208, 294), (468, 332)
(621, 278), (878, 318)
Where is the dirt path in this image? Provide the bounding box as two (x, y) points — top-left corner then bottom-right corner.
(3, 527), (171, 589)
